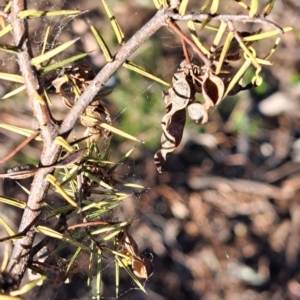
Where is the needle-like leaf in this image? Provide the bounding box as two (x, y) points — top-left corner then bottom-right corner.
(18, 9), (81, 19)
(249, 0), (258, 17)
(101, 0), (124, 44)
(31, 38), (80, 67)
(263, 0), (276, 17)
(81, 115), (144, 142)
(2, 85), (26, 99)
(0, 72), (23, 83)
(46, 174), (78, 207)
(90, 25), (113, 62)
(123, 61), (169, 86)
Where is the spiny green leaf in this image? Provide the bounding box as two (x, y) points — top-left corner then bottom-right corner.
(41, 53), (88, 73)
(2, 85), (26, 99)
(123, 61), (170, 86)
(83, 171), (114, 190)
(81, 115), (144, 143)
(215, 32), (233, 75)
(187, 21), (210, 56)
(115, 256), (146, 293)
(41, 26), (51, 55)
(0, 72), (23, 83)
(263, 0), (275, 17)
(122, 183), (145, 189)
(179, 0), (189, 15)
(243, 27), (292, 42)
(0, 24), (12, 38)
(34, 92), (46, 105)
(36, 226), (90, 251)
(109, 147), (136, 172)
(210, 0), (219, 14)
(264, 37), (280, 60)
(200, 0), (212, 12)
(101, 0), (124, 44)
(10, 277), (47, 296)
(0, 124), (42, 140)
(234, 0), (250, 11)
(249, 0), (258, 17)
(95, 249), (102, 300)
(90, 222), (129, 235)
(90, 25), (113, 62)
(18, 9), (82, 19)
(224, 55), (252, 98)
(46, 174), (78, 207)
(31, 38), (80, 67)
(0, 44), (19, 54)
(0, 217), (15, 237)
(55, 136), (74, 152)
(211, 21), (227, 53)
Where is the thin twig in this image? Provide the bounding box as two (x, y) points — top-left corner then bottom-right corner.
(169, 13), (284, 33)
(0, 148), (86, 179)
(7, 0), (60, 282)
(67, 221), (109, 231)
(0, 11), (8, 18)
(0, 130), (39, 164)
(167, 19), (211, 66)
(181, 38), (191, 64)
(227, 20), (244, 44)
